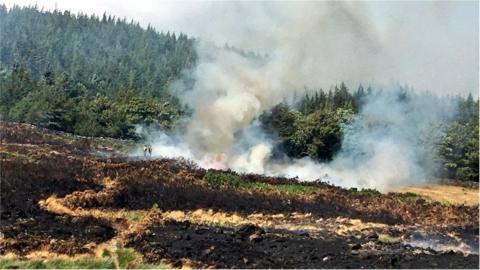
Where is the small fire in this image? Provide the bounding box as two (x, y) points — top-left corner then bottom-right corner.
(199, 153), (227, 170)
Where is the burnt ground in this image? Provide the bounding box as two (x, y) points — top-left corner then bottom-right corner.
(126, 216), (476, 269)
(0, 122), (479, 268)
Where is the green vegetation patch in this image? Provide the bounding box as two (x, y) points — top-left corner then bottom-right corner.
(203, 171), (242, 188)
(203, 170), (318, 195)
(347, 187), (381, 196)
(242, 182), (318, 195)
(203, 171), (318, 195)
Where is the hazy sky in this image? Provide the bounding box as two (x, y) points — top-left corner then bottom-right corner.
(2, 0), (479, 96)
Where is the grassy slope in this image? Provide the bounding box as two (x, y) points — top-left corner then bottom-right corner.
(395, 185), (479, 206)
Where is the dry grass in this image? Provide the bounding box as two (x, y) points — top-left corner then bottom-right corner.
(378, 233), (403, 244)
(0, 246), (168, 269)
(39, 196), (147, 223)
(396, 184), (479, 206)
(334, 218), (387, 235)
(162, 209), (388, 236)
(40, 194), (390, 238)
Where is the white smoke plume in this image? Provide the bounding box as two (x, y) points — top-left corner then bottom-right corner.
(136, 1), (476, 192)
(173, 2), (381, 156)
(263, 92), (458, 191)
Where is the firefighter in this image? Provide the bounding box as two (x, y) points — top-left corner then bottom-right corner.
(143, 144), (148, 157)
(148, 144), (152, 157)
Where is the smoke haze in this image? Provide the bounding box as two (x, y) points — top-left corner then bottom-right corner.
(262, 92), (458, 191)
(8, 0), (477, 191)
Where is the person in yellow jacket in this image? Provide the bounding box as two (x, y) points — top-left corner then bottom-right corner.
(143, 144), (148, 157)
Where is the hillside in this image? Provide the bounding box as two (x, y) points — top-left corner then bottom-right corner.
(0, 2), (478, 269)
(0, 122), (478, 268)
(0, 6), (478, 183)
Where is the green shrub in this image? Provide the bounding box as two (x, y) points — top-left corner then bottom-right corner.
(203, 171), (242, 188)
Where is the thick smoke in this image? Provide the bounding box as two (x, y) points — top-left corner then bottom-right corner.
(174, 2), (382, 156)
(139, 1), (476, 191)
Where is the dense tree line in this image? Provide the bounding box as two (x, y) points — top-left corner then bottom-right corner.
(434, 94), (479, 181)
(0, 5), (194, 137)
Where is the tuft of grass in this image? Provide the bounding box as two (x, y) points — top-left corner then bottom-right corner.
(123, 210), (145, 222)
(114, 243), (142, 268)
(0, 257), (115, 269)
(378, 233), (402, 244)
(0, 245), (167, 269)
